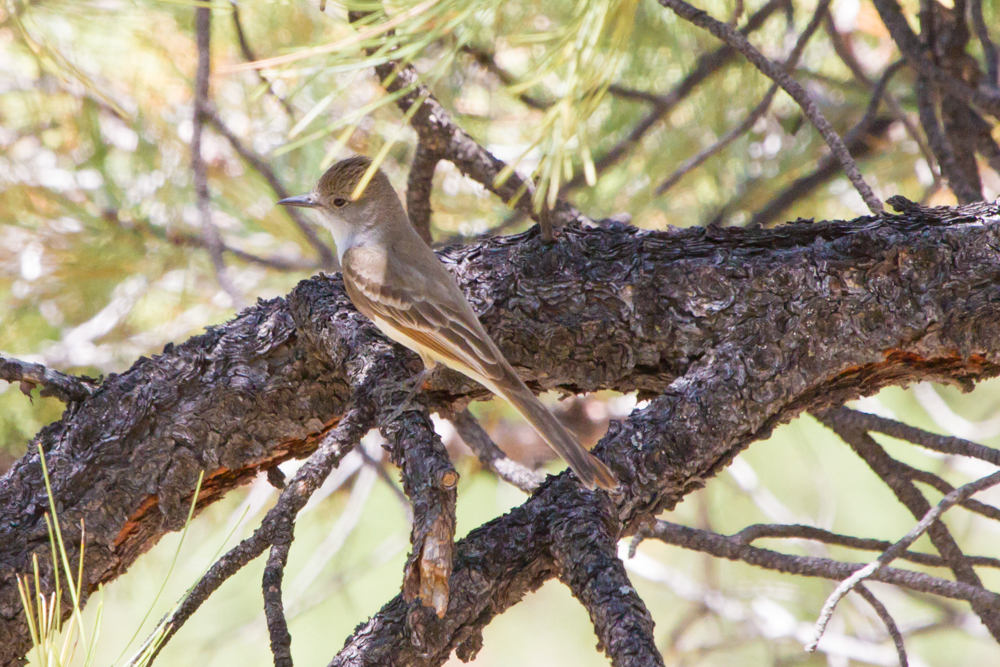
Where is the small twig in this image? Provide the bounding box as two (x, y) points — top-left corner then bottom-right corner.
(0, 355), (98, 404)
(735, 522), (1000, 570)
(192, 6), (243, 308)
(136, 404), (374, 666)
(563, 0), (791, 192)
(263, 540), (293, 667)
(633, 520), (1000, 608)
(816, 409), (1000, 641)
(855, 585), (909, 667)
(167, 228), (317, 272)
(824, 15), (942, 193)
(204, 108), (337, 269)
(806, 470), (1000, 651)
(658, 0), (883, 214)
(356, 443), (409, 511)
(656, 0), (831, 196)
(406, 142), (442, 244)
(970, 0), (999, 89)
(450, 408), (545, 493)
(229, 0), (295, 118)
(829, 406), (1000, 467)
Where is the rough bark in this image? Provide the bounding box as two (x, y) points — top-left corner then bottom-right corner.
(3, 199), (1000, 665)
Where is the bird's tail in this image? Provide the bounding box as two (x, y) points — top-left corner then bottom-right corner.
(492, 375), (617, 491)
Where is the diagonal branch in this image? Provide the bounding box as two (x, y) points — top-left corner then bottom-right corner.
(550, 490), (664, 667)
(204, 107), (337, 269)
(450, 408), (545, 493)
(814, 408), (1000, 641)
(656, 0), (831, 196)
(136, 402), (376, 665)
(563, 0), (791, 192)
(807, 470), (1000, 651)
(658, 0), (883, 214)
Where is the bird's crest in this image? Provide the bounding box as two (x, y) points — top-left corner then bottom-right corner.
(317, 155), (386, 201)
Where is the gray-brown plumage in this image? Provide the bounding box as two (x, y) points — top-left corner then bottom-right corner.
(279, 156), (617, 490)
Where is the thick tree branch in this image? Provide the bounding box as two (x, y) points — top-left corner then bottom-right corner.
(550, 490), (663, 667)
(4, 202), (1000, 665)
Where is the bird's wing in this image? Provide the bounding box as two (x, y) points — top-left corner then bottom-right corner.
(342, 246), (507, 383)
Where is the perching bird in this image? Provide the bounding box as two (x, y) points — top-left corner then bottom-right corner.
(278, 156), (617, 491)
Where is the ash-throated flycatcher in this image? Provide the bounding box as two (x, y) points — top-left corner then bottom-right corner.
(279, 156), (616, 490)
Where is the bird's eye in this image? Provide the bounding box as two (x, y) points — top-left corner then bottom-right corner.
(332, 197), (348, 208)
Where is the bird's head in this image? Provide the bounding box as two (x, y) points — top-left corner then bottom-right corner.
(277, 156), (400, 241)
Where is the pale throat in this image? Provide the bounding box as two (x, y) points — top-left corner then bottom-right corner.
(318, 211), (359, 263)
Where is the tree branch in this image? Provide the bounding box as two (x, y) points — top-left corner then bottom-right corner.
(450, 408), (544, 493)
(0, 355), (97, 404)
(4, 202), (1000, 664)
(192, 6), (242, 307)
(815, 408), (1000, 640)
(550, 490), (664, 667)
(658, 0), (883, 214)
(406, 143), (442, 243)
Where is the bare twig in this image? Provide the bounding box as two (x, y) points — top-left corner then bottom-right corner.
(737, 60), (903, 227)
(136, 403), (375, 666)
(816, 409), (1000, 641)
(735, 522), (1000, 570)
(204, 107), (337, 269)
(829, 406), (1000, 467)
(563, 0), (791, 192)
(806, 471), (1000, 651)
(229, 0), (295, 118)
(406, 142), (442, 243)
(192, 6), (243, 308)
(0, 354), (98, 404)
(657, 0), (883, 214)
(167, 228), (317, 271)
(824, 15), (941, 192)
(656, 0), (831, 196)
(856, 585), (909, 667)
(450, 408), (545, 493)
(634, 520), (1000, 608)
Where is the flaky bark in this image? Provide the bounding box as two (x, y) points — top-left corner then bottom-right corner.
(3, 198), (1000, 665)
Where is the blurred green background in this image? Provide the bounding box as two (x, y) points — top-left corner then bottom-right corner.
(2, 0), (1000, 664)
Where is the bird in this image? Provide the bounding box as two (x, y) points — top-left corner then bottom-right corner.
(278, 155), (617, 491)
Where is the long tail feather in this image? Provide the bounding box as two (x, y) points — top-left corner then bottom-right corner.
(492, 376), (617, 491)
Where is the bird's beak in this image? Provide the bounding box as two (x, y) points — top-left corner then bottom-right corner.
(277, 194), (320, 208)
